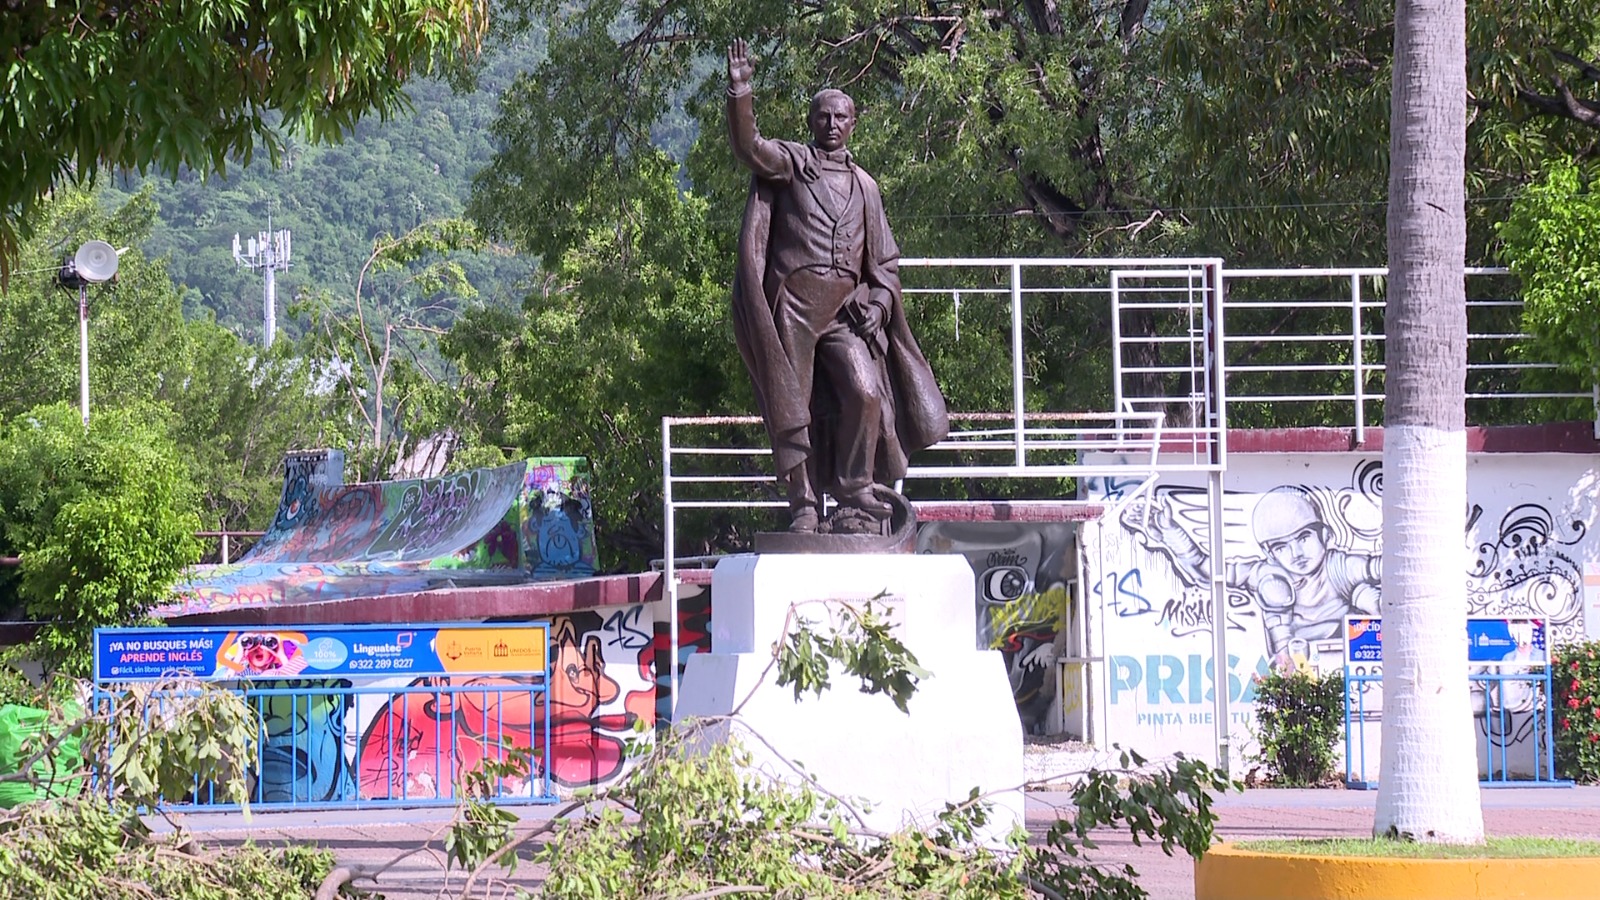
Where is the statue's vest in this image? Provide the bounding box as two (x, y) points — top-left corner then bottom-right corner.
(764, 159), (866, 284)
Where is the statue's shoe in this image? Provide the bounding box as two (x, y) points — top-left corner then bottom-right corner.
(788, 507), (820, 533)
(837, 487), (892, 519)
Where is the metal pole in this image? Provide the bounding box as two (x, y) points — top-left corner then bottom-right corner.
(1209, 468), (1229, 773)
(1110, 272), (1126, 422)
(78, 285), (90, 427)
(1352, 274), (1365, 444)
(1010, 263), (1026, 467)
(663, 418), (680, 720)
(264, 261), (277, 348)
(1206, 260), (1231, 773)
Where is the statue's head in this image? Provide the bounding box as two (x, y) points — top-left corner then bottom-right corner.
(808, 89), (857, 152)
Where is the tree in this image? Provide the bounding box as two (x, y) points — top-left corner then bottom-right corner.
(1165, 0), (1600, 267)
(0, 0), (489, 281)
(296, 218), (494, 482)
(1497, 159), (1600, 379)
(463, 154), (743, 565)
(160, 320), (335, 541)
(0, 189), (187, 417)
(0, 403), (203, 676)
(1372, 0), (1485, 843)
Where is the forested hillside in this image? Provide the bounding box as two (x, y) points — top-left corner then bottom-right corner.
(117, 34), (544, 343)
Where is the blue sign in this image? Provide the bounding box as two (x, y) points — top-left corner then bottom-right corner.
(1345, 617), (1382, 663)
(93, 623), (548, 682)
(1343, 616), (1548, 667)
(1467, 618), (1547, 666)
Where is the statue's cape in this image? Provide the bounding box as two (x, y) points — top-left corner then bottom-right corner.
(731, 143), (948, 482)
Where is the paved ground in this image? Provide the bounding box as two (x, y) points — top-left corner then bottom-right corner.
(171, 787), (1600, 900)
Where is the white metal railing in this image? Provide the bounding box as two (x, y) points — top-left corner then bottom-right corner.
(1220, 267), (1596, 443)
(660, 257), (1230, 713)
(900, 257), (1227, 471)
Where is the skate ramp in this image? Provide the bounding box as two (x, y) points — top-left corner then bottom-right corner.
(162, 456), (597, 617)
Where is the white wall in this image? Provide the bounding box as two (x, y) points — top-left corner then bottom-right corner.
(1080, 451), (1600, 774)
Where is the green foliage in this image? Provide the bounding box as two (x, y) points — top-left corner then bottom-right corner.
(1553, 641), (1600, 783)
(1033, 748), (1235, 899)
(0, 404), (202, 675)
(0, 189), (188, 418)
(445, 592), (1235, 899)
(0, 678), (342, 899)
(0, 797), (346, 900)
(86, 677), (261, 810)
(1498, 158), (1600, 379)
(464, 732), (1232, 900)
(446, 742), (539, 873)
(1250, 668), (1345, 787)
(126, 32), (543, 343)
(462, 143), (743, 566)
(533, 739), (855, 899)
(0, 0), (490, 280)
(776, 599), (931, 714)
(1167, 0), (1600, 265)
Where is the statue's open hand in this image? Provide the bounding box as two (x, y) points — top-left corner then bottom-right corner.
(727, 39), (753, 89)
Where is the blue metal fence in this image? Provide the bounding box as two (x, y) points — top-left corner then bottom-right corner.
(1341, 615), (1572, 788)
(1344, 670), (1568, 788)
(92, 623), (560, 810)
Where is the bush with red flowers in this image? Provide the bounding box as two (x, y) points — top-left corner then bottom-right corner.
(1552, 641), (1600, 782)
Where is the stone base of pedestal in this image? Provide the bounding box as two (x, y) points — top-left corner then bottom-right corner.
(674, 553), (1024, 844)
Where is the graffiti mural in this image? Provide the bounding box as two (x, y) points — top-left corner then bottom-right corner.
(1120, 480), (1381, 669)
(164, 457), (597, 616)
(209, 608), (664, 799)
(652, 584), (714, 722)
(254, 680), (357, 803)
(1468, 505), (1585, 643)
(348, 610), (657, 794)
(917, 523), (1073, 735)
(522, 462), (599, 578)
(1082, 452), (1600, 769)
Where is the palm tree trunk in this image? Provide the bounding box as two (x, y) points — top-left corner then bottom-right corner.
(1373, 0), (1484, 843)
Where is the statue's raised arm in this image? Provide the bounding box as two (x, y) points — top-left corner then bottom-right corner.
(725, 40), (789, 180)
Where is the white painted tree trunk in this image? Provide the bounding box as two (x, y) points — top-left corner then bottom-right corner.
(1373, 0), (1484, 843)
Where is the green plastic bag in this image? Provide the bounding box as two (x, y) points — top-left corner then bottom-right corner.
(0, 703), (84, 808)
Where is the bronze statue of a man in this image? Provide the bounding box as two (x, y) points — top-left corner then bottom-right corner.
(726, 39), (948, 534)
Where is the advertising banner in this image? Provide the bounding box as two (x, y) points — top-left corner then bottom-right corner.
(1345, 617), (1382, 664)
(93, 623), (549, 682)
(1341, 616), (1547, 668)
(1467, 618), (1548, 666)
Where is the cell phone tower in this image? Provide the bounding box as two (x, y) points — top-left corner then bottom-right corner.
(232, 213), (291, 347)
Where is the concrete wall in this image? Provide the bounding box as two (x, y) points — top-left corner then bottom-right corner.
(916, 523), (1077, 736)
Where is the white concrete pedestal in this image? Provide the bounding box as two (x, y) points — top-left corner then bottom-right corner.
(675, 553), (1025, 843)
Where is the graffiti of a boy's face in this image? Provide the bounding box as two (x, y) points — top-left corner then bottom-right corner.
(1264, 525), (1328, 576)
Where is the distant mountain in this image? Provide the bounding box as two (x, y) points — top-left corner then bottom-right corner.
(114, 34), (543, 343)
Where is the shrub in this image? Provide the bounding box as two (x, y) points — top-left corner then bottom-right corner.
(0, 403), (203, 675)
(1252, 668), (1345, 786)
(1553, 641), (1600, 783)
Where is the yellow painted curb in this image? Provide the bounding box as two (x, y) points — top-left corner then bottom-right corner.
(1194, 843), (1600, 900)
